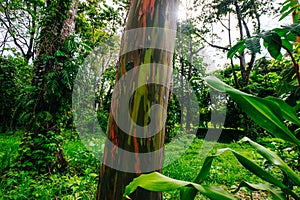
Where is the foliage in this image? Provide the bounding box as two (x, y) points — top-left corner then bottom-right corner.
(199, 138), (299, 199)
(2, 131), (295, 199)
(258, 137), (299, 174)
(279, 0), (300, 22)
(124, 172), (235, 200)
(165, 94), (181, 142)
(17, 34), (91, 173)
(125, 76), (300, 199)
(215, 58), (282, 137)
(228, 22), (300, 88)
(0, 134), (99, 199)
(0, 133), (21, 172)
(270, 43), (300, 107)
(204, 76), (300, 198)
(0, 56), (32, 132)
(76, 0), (123, 48)
(0, 0), (43, 60)
(194, 0), (277, 87)
(204, 76), (300, 145)
(228, 23), (300, 60)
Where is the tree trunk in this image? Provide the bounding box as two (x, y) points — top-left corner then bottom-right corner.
(234, 0), (247, 86)
(97, 0), (179, 199)
(18, 0), (78, 173)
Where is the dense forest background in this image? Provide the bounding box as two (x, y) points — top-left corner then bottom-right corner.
(0, 0), (300, 199)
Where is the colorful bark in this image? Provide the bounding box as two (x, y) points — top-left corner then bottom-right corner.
(97, 0), (179, 199)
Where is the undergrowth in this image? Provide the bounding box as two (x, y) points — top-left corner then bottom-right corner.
(0, 132), (296, 199)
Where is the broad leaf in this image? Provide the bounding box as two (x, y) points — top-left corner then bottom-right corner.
(227, 40), (246, 59)
(203, 76), (300, 146)
(203, 148), (289, 189)
(263, 32), (282, 59)
(283, 23), (300, 36)
(194, 155), (215, 184)
(285, 32), (297, 41)
(280, 0), (297, 14)
(200, 147), (299, 199)
(265, 96), (300, 126)
(123, 172), (235, 200)
(281, 39), (294, 52)
(241, 137), (300, 186)
(280, 8), (296, 21)
(215, 148), (298, 199)
(245, 37), (261, 54)
(273, 28), (289, 37)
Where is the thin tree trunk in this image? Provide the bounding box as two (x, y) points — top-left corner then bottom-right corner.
(97, 0), (179, 199)
(234, 0), (247, 87)
(227, 14), (239, 88)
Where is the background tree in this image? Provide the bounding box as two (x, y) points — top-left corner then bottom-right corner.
(0, 0), (42, 61)
(194, 0), (276, 87)
(175, 20), (205, 132)
(97, 0), (179, 199)
(0, 56), (32, 132)
(17, 0), (79, 173)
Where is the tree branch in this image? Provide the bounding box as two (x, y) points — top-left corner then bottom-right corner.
(1, 10), (27, 58)
(194, 31), (229, 51)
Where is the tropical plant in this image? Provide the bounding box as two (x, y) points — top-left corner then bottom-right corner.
(193, 0), (276, 87)
(228, 22), (300, 87)
(203, 76), (300, 199)
(124, 76), (300, 199)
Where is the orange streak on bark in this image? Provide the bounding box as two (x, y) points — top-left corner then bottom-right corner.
(111, 125), (115, 140)
(139, 0), (156, 27)
(133, 129), (141, 175)
(111, 126), (118, 159)
(121, 59), (126, 75)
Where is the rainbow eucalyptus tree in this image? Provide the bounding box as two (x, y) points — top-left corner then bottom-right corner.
(97, 0), (179, 199)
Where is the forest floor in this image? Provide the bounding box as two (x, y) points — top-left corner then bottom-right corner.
(0, 131), (295, 199)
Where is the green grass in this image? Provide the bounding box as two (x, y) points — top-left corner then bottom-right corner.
(0, 132), (296, 199)
(0, 133), (99, 199)
(0, 133), (21, 172)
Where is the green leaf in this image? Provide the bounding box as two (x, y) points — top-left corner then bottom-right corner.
(227, 40), (246, 59)
(283, 23), (300, 36)
(264, 32), (282, 59)
(273, 28), (289, 37)
(194, 156), (214, 184)
(280, 1), (297, 14)
(54, 50), (67, 57)
(285, 32), (297, 41)
(281, 39), (294, 52)
(221, 148), (299, 199)
(180, 187), (198, 200)
(229, 150), (286, 188)
(204, 148), (293, 192)
(203, 76), (300, 146)
(82, 43), (93, 52)
(241, 137), (300, 186)
(265, 96), (300, 126)
(280, 8), (295, 21)
(233, 181), (285, 200)
(245, 37), (261, 54)
(123, 172), (235, 200)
